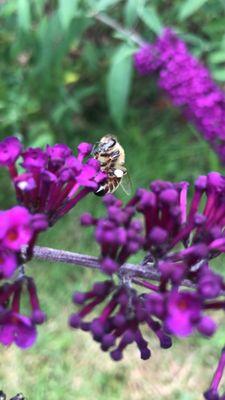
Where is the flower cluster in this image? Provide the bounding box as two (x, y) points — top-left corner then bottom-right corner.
(71, 173), (225, 379)
(0, 276), (45, 348)
(70, 280), (171, 360)
(0, 136), (105, 226)
(0, 206), (47, 279)
(134, 29), (225, 164)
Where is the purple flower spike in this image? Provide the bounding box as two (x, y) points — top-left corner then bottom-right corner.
(134, 28), (225, 164)
(0, 136), (22, 167)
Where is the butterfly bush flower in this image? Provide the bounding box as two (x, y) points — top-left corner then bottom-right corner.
(0, 136), (106, 226)
(134, 29), (225, 164)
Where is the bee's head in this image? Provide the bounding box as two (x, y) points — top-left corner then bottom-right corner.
(99, 135), (117, 151)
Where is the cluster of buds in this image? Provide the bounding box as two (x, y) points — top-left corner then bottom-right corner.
(81, 195), (144, 274)
(134, 28), (225, 165)
(70, 280), (172, 361)
(0, 136), (105, 226)
(71, 172), (225, 397)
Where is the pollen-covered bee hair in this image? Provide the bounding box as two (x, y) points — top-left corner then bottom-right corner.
(92, 135), (130, 196)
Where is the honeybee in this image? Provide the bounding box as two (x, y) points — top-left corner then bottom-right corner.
(93, 135), (131, 196)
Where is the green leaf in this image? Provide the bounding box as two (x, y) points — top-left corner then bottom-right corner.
(124, 0), (138, 27)
(107, 44), (134, 128)
(17, 0), (31, 32)
(208, 51), (225, 64)
(58, 0), (79, 29)
(212, 68), (225, 82)
(91, 0), (120, 12)
(179, 0), (209, 20)
(138, 5), (163, 35)
(30, 133), (54, 148)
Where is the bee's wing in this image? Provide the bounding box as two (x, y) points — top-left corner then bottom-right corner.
(121, 172), (132, 195)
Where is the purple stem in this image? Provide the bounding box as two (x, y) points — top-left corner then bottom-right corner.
(28, 245), (161, 280)
(24, 246), (225, 295)
(209, 348), (225, 393)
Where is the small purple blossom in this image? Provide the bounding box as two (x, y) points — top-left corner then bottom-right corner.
(0, 312), (37, 349)
(134, 29), (225, 164)
(0, 249), (17, 279)
(0, 206), (47, 278)
(21, 148), (47, 171)
(0, 206), (33, 251)
(0, 136), (22, 167)
(164, 290), (216, 337)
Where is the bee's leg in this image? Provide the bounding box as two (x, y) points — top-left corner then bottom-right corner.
(111, 150), (120, 160)
(99, 150), (119, 160)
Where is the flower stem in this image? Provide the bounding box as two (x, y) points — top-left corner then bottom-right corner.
(25, 246), (225, 295)
(29, 245), (160, 280)
(91, 12), (146, 46)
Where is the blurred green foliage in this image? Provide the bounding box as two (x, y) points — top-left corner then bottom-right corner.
(1, 1), (225, 399)
(0, 0), (225, 143)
